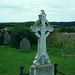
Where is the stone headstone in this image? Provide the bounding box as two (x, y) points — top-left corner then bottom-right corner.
(1, 29), (5, 33)
(4, 30), (11, 44)
(30, 10), (54, 75)
(0, 33), (2, 37)
(20, 38), (30, 52)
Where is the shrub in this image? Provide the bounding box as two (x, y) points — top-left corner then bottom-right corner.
(19, 22), (34, 28)
(0, 24), (5, 29)
(9, 25), (38, 48)
(59, 27), (75, 33)
(0, 33), (4, 45)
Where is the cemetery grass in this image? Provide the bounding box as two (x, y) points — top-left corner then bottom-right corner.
(0, 46), (75, 75)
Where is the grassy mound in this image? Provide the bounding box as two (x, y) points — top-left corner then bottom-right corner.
(0, 46), (75, 75)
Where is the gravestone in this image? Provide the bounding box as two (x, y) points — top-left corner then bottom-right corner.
(0, 33), (1, 37)
(4, 29), (11, 44)
(1, 29), (5, 33)
(20, 38), (30, 52)
(30, 10), (54, 75)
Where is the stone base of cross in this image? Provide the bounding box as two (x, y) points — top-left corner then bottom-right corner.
(33, 49), (51, 65)
(30, 10), (53, 66)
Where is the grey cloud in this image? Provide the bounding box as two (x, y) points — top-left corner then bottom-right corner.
(0, 5), (27, 10)
(0, 0), (75, 22)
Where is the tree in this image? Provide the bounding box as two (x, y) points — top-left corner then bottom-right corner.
(9, 25), (38, 48)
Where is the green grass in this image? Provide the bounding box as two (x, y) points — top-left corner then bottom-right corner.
(0, 46), (75, 75)
(47, 47), (75, 58)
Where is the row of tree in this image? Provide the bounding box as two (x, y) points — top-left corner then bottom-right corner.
(50, 21), (75, 27)
(0, 21), (75, 29)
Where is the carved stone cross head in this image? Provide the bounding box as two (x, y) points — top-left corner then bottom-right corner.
(30, 10), (53, 38)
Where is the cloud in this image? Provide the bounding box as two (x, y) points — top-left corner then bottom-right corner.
(0, 0), (75, 22)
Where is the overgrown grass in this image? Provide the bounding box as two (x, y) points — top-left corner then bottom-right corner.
(47, 47), (75, 58)
(0, 46), (75, 75)
(47, 32), (75, 49)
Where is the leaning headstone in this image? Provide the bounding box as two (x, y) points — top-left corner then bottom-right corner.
(30, 10), (54, 75)
(4, 30), (11, 44)
(1, 29), (5, 33)
(0, 33), (1, 37)
(20, 38), (30, 52)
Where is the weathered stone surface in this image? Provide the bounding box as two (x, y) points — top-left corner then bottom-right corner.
(30, 10), (54, 75)
(0, 33), (2, 37)
(33, 53), (50, 66)
(4, 31), (11, 44)
(20, 38), (30, 52)
(1, 29), (5, 33)
(30, 64), (54, 75)
(30, 10), (53, 66)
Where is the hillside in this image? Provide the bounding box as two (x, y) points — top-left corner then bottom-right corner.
(0, 21), (75, 27)
(0, 46), (75, 75)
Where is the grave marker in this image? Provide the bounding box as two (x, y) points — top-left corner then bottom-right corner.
(20, 38), (30, 52)
(30, 10), (54, 75)
(4, 29), (11, 44)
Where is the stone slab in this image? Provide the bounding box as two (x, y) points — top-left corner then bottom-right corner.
(4, 31), (11, 44)
(20, 38), (30, 52)
(30, 64), (54, 75)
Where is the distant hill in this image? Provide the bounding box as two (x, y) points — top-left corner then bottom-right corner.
(50, 21), (75, 27)
(0, 21), (75, 27)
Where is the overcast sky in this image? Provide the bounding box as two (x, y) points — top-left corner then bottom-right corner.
(0, 0), (75, 22)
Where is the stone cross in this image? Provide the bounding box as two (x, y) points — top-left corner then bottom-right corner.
(30, 10), (53, 66)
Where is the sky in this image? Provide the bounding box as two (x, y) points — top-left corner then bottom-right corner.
(0, 0), (75, 22)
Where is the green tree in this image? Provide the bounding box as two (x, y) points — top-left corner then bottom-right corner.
(0, 24), (5, 29)
(59, 27), (75, 33)
(9, 25), (38, 48)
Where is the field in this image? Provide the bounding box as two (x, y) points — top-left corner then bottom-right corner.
(0, 46), (75, 75)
